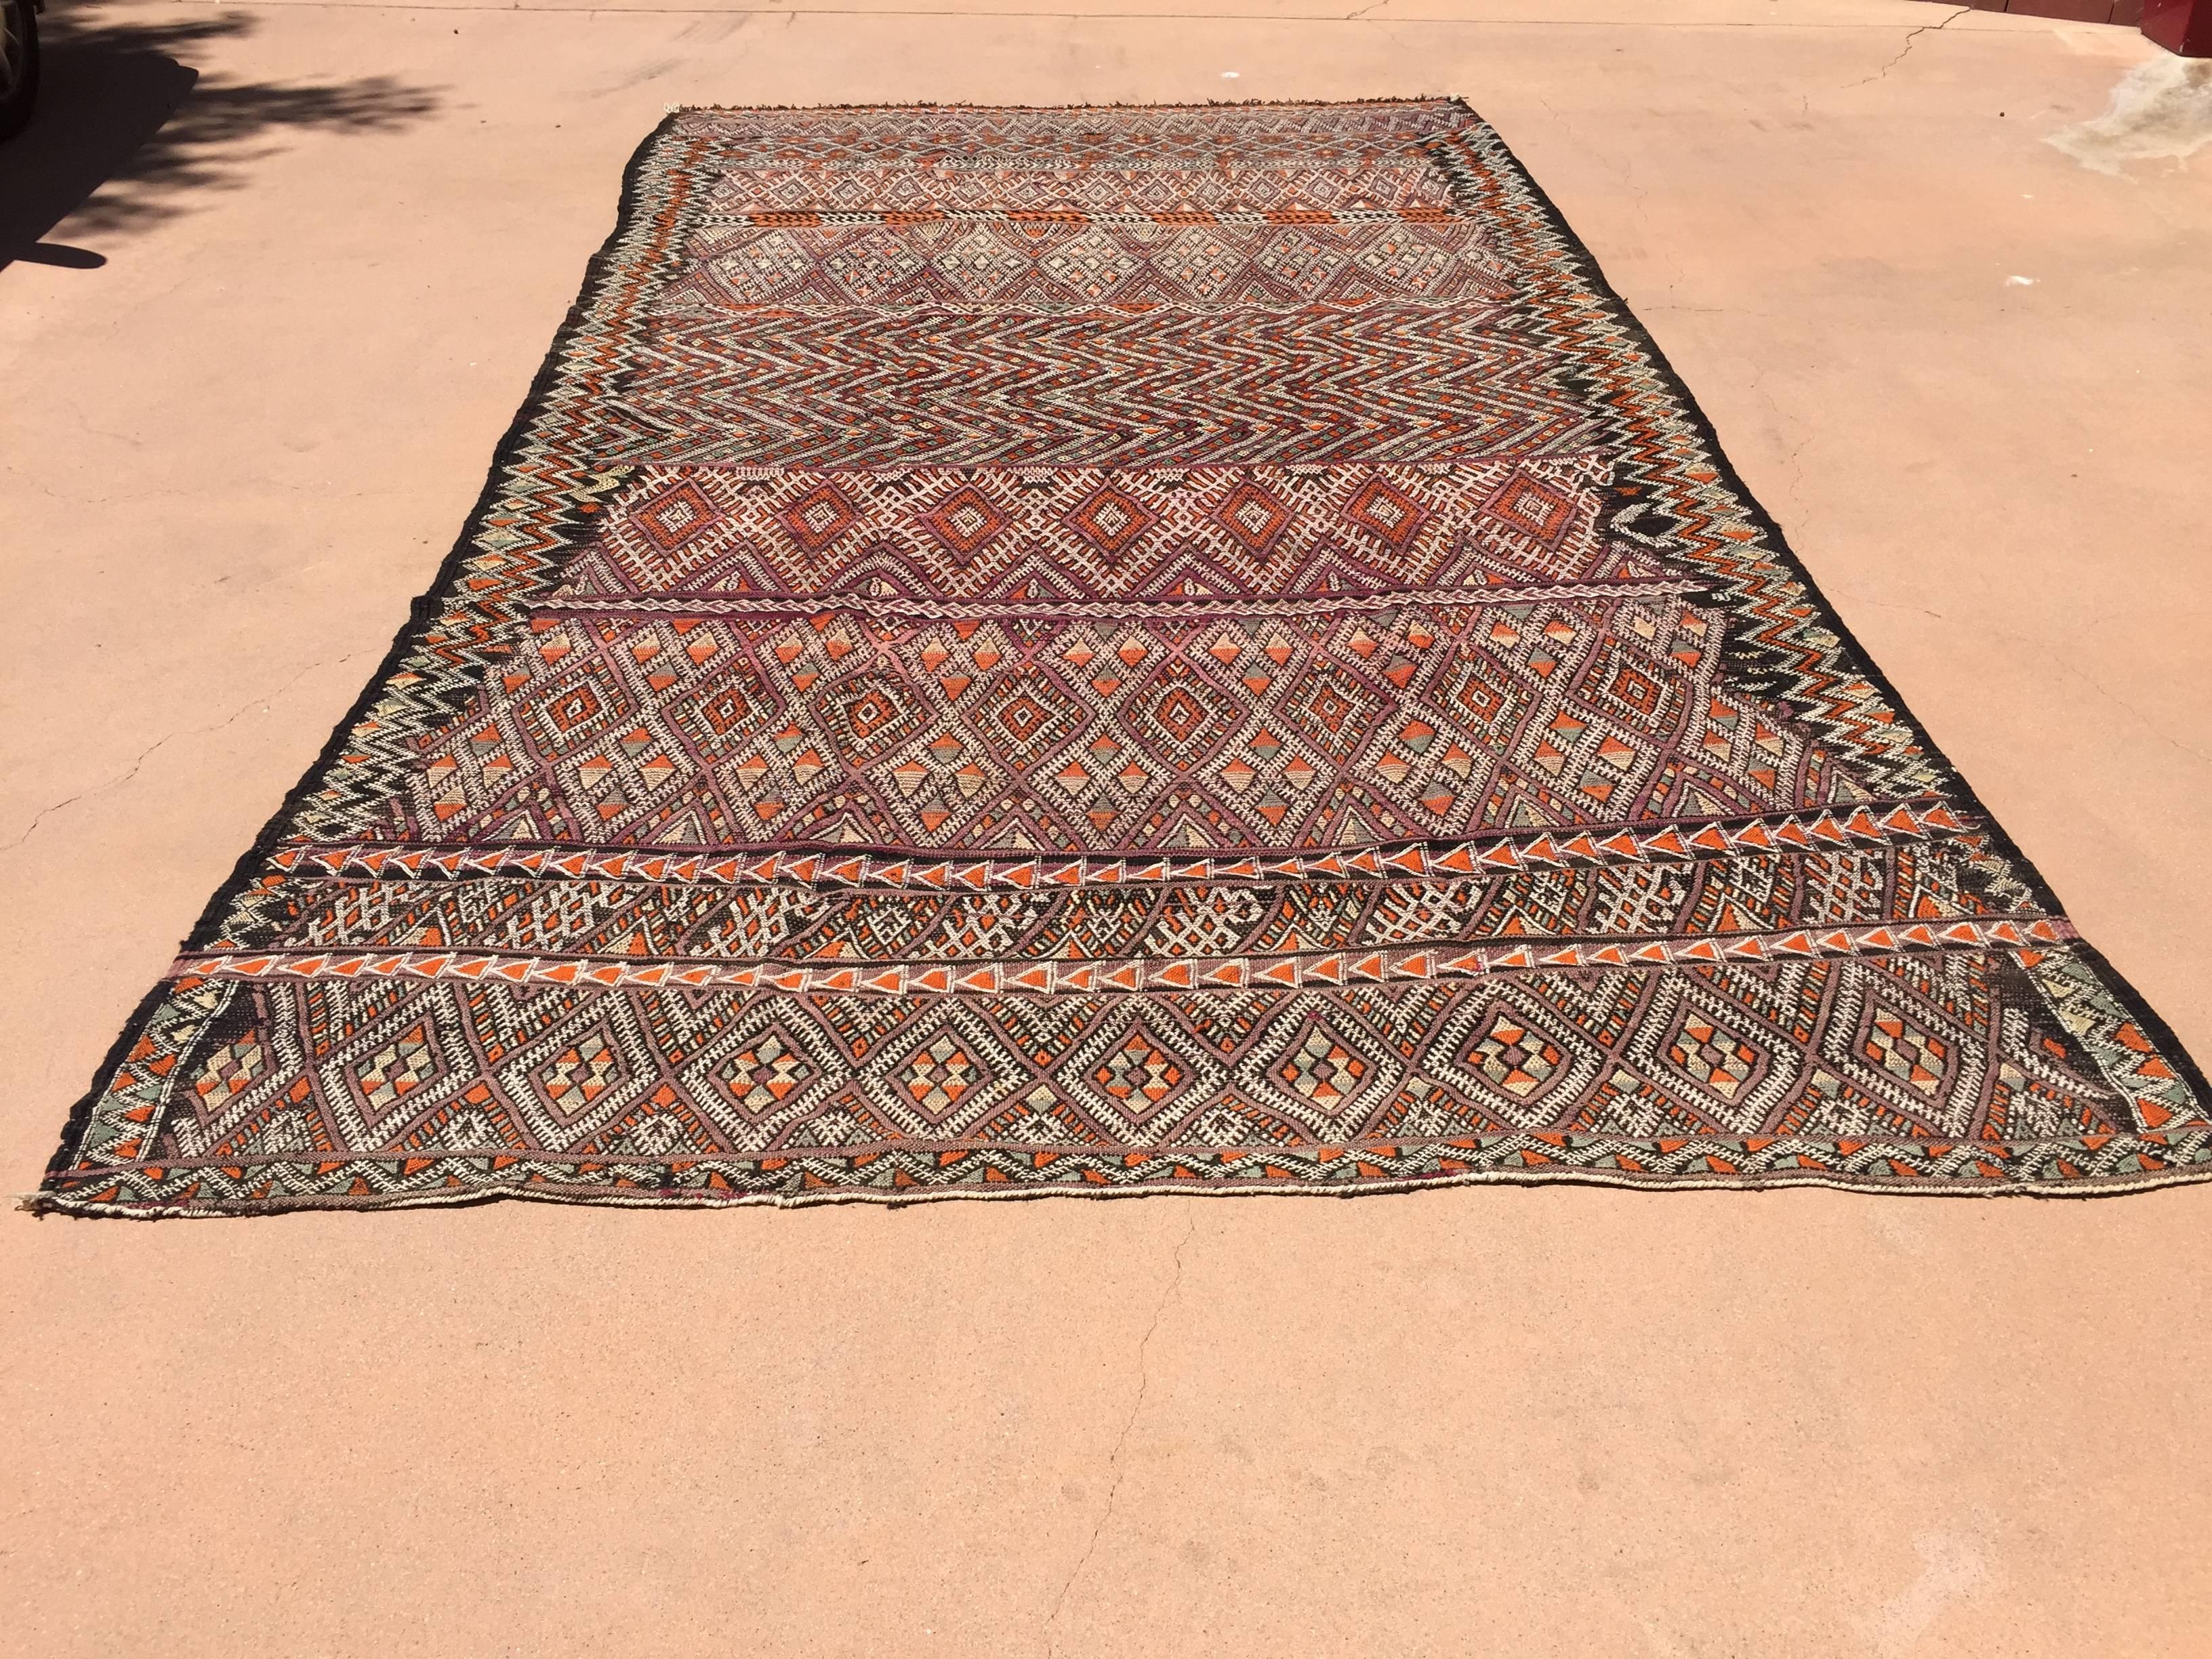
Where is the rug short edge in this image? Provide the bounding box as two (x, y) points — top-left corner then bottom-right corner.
(24, 1158), (2212, 1221)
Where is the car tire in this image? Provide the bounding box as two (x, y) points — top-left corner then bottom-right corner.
(0, 0), (41, 142)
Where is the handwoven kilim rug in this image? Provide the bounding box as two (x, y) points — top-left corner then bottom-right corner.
(37, 100), (2209, 1216)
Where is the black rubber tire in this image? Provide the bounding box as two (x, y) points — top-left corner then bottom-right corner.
(0, 0), (40, 142)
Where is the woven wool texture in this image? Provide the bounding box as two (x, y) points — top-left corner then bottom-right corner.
(37, 100), (2211, 1214)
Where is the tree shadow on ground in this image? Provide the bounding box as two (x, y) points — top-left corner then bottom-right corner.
(0, 1), (438, 271)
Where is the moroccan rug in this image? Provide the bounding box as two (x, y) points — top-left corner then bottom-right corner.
(37, 99), (2209, 1216)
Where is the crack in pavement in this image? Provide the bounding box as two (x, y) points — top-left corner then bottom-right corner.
(1534, 91), (1689, 304)
(0, 651), (370, 859)
(1740, 361), (1813, 527)
(1774, 430), (1812, 524)
(1042, 1212), (1195, 1658)
(1846, 5), (1969, 90)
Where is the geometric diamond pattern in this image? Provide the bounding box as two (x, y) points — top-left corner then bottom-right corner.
(1665, 1012), (1764, 1103)
(1860, 1004), (1952, 1098)
(1460, 1008), (1565, 1101)
(711, 1029), (819, 1120)
(348, 1023), (443, 1126)
(1091, 1026), (1188, 1119)
(897, 1029), (983, 1122)
(1271, 1022), (1371, 1117)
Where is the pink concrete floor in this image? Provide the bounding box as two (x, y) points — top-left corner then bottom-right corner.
(3, 3), (2210, 1653)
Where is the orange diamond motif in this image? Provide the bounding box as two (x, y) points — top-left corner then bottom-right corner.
(1481, 472), (1576, 543)
(632, 480), (723, 552)
(1091, 1028), (1188, 1119)
(1212, 478), (1294, 554)
(1273, 1025), (1369, 1115)
(920, 484), (1010, 560)
(1065, 485), (1159, 556)
(779, 482), (861, 552)
(1341, 475), (1429, 550)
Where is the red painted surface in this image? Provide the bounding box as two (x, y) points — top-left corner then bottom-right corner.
(2142, 0), (2212, 53)
(1914, 1), (2136, 27)
(1917, 0), (2205, 54)
(2003, 0), (2133, 20)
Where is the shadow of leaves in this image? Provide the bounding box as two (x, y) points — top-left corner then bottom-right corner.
(1, 1), (440, 266)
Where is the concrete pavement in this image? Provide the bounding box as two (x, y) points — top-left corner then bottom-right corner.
(3, 3), (2209, 1654)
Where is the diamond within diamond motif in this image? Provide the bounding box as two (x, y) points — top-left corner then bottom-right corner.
(536, 1031), (621, 1111)
(1066, 485), (1160, 556)
(921, 484), (1011, 560)
(899, 1031), (982, 1121)
(354, 1025), (439, 1117)
(1463, 1011), (1564, 1099)
(1273, 1025), (1369, 1115)
(713, 1032), (819, 1118)
(781, 482), (861, 552)
(1091, 1029), (1187, 1116)
(1862, 1005), (1951, 1097)
(1667, 1013), (1763, 1102)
